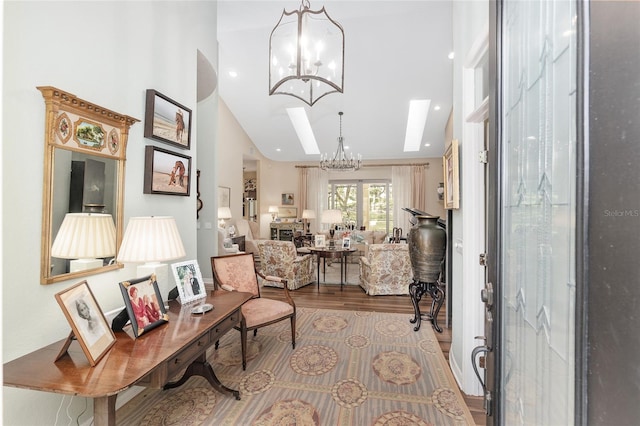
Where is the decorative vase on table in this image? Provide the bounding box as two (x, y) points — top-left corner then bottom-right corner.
(407, 215), (447, 333)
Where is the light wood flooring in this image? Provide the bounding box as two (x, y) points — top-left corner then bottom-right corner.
(261, 282), (486, 426)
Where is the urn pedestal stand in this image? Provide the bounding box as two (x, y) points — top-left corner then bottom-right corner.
(409, 279), (445, 333)
(406, 214), (447, 333)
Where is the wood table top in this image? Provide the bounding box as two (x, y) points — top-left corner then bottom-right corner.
(3, 290), (252, 398)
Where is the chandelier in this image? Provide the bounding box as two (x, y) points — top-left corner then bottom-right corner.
(269, 0), (344, 106)
(320, 112), (362, 172)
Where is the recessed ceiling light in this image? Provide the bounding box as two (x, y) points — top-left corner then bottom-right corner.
(434, 105), (441, 111)
(286, 107), (320, 155)
(448, 51), (455, 60)
(228, 71), (238, 78)
(424, 143), (431, 147)
(276, 148), (281, 152)
(404, 99), (431, 152)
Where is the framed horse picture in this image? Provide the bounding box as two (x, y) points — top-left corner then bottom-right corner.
(144, 89), (192, 149)
(144, 145), (192, 196)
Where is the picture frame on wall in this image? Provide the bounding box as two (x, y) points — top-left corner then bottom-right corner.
(118, 274), (168, 338)
(144, 89), (192, 149)
(170, 260), (206, 305)
(218, 186), (230, 208)
(281, 193), (294, 205)
(54, 280), (116, 366)
(144, 145), (191, 196)
(443, 139), (460, 209)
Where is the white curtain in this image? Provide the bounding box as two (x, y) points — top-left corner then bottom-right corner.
(392, 166), (413, 235)
(304, 168), (328, 233)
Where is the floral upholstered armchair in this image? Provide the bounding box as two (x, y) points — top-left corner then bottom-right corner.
(359, 243), (412, 295)
(257, 240), (314, 290)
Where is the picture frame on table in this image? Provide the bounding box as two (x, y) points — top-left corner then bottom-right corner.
(342, 237), (351, 249)
(54, 280), (116, 366)
(144, 89), (192, 149)
(118, 274), (168, 338)
(144, 145), (191, 196)
(443, 139), (460, 209)
(170, 260), (206, 305)
(314, 234), (326, 248)
(218, 186), (230, 208)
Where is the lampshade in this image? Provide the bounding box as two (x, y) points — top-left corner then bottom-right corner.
(117, 216), (185, 263)
(218, 207), (232, 220)
(268, 205), (280, 214)
(321, 209), (342, 224)
(302, 209), (316, 219)
(51, 213), (116, 259)
(268, 0), (344, 106)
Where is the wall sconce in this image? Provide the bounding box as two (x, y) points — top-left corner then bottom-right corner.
(437, 182), (445, 201)
(268, 205), (279, 221)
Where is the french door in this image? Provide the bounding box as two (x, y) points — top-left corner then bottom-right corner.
(328, 180), (392, 232)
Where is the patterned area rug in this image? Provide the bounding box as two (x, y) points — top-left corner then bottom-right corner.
(116, 308), (474, 425)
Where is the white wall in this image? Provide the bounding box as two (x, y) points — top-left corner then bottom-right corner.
(449, 0), (489, 395)
(2, 2), (217, 424)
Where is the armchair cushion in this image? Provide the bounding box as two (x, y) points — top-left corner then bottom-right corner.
(242, 298), (295, 328)
(257, 240), (314, 290)
(359, 243), (412, 295)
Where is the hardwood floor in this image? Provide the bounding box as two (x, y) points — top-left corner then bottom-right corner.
(261, 283), (486, 425)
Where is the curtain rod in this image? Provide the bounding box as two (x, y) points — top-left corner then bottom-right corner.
(295, 162), (430, 169)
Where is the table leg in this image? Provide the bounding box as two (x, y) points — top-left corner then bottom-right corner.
(93, 395), (117, 426)
(340, 255), (345, 289)
(164, 353), (241, 400)
(317, 254), (320, 290)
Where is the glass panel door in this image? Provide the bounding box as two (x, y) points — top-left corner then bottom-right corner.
(499, 0), (577, 424)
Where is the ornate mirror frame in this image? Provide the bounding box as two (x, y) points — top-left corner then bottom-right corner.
(39, 86), (139, 284)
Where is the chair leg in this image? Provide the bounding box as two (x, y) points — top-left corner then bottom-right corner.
(215, 339), (219, 350)
(241, 327), (247, 371)
(290, 316), (296, 349)
(253, 329), (257, 337)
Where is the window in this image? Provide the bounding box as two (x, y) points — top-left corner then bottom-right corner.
(328, 180), (392, 233)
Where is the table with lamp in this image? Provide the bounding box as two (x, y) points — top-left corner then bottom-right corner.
(4, 215), (252, 425)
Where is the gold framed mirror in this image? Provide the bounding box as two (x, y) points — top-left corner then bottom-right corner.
(39, 86), (139, 284)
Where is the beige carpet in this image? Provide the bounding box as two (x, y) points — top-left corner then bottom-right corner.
(117, 307), (474, 425)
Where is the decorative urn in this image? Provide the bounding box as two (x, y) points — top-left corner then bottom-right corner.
(407, 215), (447, 283)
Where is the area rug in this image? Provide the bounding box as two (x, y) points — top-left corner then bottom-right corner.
(116, 307), (474, 425)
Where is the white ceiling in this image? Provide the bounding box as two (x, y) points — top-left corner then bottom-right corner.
(217, 1), (453, 163)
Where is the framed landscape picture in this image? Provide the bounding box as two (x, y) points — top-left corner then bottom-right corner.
(144, 89), (192, 149)
(144, 145), (191, 196)
(54, 280), (116, 366)
(118, 274), (168, 338)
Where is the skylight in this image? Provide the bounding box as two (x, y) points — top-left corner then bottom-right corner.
(287, 107), (320, 155)
(403, 99), (431, 152)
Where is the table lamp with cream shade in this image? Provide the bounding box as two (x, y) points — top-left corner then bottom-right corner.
(321, 209), (343, 246)
(302, 209), (316, 234)
(51, 213), (117, 273)
(268, 205), (279, 221)
(218, 206), (232, 229)
(117, 216), (186, 300)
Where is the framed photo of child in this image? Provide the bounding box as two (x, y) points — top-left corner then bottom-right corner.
(118, 274), (168, 338)
(54, 280), (116, 366)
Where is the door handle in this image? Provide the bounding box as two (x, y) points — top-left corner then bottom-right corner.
(471, 344), (488, 394)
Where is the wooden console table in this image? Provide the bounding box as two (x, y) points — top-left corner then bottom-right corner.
(3, 290), (252, 426)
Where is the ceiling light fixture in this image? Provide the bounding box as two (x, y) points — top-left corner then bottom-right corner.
(269, 0), (344, 106)
(320, 112), (361, 172)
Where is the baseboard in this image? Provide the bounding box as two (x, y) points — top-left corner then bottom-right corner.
(449, 350), (465, 391)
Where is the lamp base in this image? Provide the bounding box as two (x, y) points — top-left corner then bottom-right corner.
(69, 258), (103, 273)
(138, 263), (170, 303)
